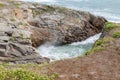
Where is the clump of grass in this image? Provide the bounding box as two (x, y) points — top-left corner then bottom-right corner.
(0, 65), (58, 80)
(9, 37), (15, 42)
(85, 38), (113, 55)
(45, 5), (55, 12)
(10, 18), (16, 22)
(32, 5), (55, 17)
(18, 22), (24, 25)
(0, 3), (5, 8)
(94, 38), (110, 47)
(105, 22), (120, 32)
(14, 3), (21, 8)
(85, 46), (104, 55)
(112, 32), (120, 38)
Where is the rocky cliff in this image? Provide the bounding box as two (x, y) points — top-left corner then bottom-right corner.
(0, 0), (106, 63)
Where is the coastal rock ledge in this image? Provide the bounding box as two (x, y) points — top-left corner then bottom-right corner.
(0, 0), (106, 63)
(0, 26), (49, 64)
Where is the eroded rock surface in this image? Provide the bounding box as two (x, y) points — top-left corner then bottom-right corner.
(28, 6), (107, 47)
(0, 26), (49, 64)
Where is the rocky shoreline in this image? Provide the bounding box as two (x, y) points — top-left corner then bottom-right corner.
(0, 0), (119, 80)
(0, 0), (106, 63)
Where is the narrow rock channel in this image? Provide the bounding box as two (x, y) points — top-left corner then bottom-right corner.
(38, 33), (101, 61)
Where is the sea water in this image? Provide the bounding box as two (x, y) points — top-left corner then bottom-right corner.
(38, 33), (101, 61)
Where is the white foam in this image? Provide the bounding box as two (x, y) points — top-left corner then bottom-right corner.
(38, 33), (101, 61)
(71, 33), (101, 45)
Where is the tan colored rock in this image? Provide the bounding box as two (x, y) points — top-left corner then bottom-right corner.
(13, 8), (33, 20)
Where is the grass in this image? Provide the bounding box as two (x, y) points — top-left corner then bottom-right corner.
(10, 18), (16, 22)
(105, 22), (120, 32)
(9, 37), (15, 42)
(94, 38), (110, 47)
(112, 32), (120, 38)
(0, 3), (5, 8)
(14, 3), (21, 8)
(0, 64), (58, 80)
(32, 5), (55, 17)
(85, 38), (113, 55)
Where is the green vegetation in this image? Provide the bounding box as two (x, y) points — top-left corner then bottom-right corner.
(9, 37), (15, 42)
(20, 33), (24, 38)
(10, 18), (16, 22)
(0, 64), (58, 80)
(0, 3), (5, 8)
(18, 22), (24, 25)
(112, 32), (120, 38)
(32, 5), (55, 17)
(85, 38), (113, 55)
(85, 46), (104, 55)
(45, 5), (55, 12)
(14, 3), (21, 8)
(105, 22), (119, 32)
(94, 38), (110, 47)
(54, 6), (68, 12)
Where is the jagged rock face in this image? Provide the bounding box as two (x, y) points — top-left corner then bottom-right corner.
(0, 26), (49, 64)
(29, 10), (107, 47)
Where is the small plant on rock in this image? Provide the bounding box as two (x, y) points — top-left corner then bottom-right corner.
(0, 3), (5, 8)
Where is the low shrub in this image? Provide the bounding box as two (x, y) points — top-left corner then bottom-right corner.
(0, 65), (58, 80)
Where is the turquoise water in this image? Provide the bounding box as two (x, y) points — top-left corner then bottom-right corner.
(38, 33), (101, 60)
(22, 0), (120, 22)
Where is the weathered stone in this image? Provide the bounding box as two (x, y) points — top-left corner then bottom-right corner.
(0, 25), (49, 64)
(29, 11), (106, 47)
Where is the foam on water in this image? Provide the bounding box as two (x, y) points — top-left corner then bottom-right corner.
(71, 33), (101, 45)
(38, 33), (101, 61)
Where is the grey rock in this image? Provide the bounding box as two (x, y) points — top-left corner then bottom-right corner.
(0, 26), (49, 64)
(29, 10), (107, 47)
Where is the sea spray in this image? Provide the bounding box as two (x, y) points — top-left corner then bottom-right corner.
(38, 33), (101, 61)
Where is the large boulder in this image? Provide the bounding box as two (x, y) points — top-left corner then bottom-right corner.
(28, 9), (107, 47)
